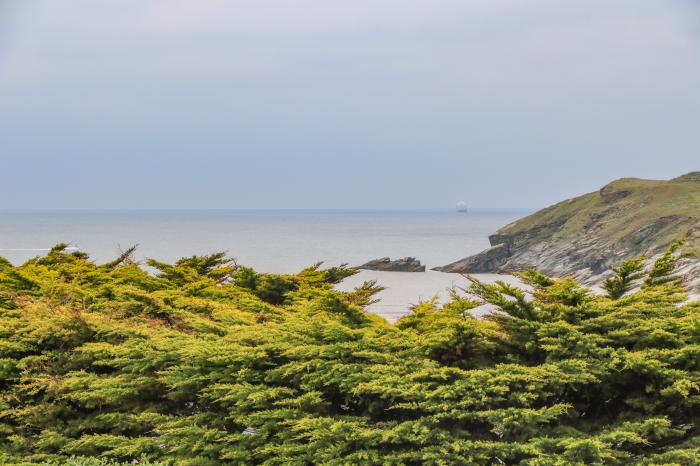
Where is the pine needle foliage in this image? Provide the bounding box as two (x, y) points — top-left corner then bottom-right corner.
(603, 255), (646, 300)
(0, 244), (698, 465)
(643, 239), (687, 288)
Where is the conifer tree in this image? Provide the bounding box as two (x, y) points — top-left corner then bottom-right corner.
(644, 239), (687, 287)
(0, 242), (697, 465)
(603, 255), (646, 299)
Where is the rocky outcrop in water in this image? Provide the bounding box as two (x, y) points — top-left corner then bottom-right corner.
(357, 257), (426, 272)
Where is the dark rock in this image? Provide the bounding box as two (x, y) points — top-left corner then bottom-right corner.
(433, 244), (509, 273)
(600, 183), (631, 203)
(357, 257), (425, 272)
(625, 215), (691, 247)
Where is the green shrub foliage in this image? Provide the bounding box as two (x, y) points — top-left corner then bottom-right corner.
(0, 244), (698, 465)
(603, 255), (646, 300)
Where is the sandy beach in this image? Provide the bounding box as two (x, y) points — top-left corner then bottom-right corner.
(337, 269), (521, 322)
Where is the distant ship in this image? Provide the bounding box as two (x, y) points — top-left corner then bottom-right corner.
(456, 201), (468, 213)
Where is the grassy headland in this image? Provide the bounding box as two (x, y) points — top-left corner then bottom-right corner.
(438, 173), (700, 281)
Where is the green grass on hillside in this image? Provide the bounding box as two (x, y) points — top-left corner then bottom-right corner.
(499, 174), (700, 252)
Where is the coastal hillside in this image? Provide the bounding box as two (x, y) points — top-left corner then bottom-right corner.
(437, 172), (700, 282)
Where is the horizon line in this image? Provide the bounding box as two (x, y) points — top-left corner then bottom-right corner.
(0, 207), (539, 213)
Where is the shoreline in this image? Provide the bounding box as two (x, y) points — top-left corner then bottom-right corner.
(336, 270), (521, 322)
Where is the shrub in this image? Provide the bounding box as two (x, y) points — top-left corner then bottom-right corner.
(0, 244), (697, 465)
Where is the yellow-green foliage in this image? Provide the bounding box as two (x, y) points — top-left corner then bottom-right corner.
(0, 245), (698, 465)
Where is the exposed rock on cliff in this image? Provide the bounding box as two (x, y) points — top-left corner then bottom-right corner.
(357, 257), (426, 272)
(436, 173), (700, 285)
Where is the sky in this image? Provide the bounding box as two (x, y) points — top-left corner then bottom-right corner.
(0, 0), (699, 210)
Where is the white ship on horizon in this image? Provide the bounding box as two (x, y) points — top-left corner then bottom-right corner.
(456, 201), (468, 213)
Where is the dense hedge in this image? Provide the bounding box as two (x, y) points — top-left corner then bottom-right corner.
(0, 244), (698, 465)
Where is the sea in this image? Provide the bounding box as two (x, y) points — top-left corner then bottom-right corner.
(0, 209), (530, 321)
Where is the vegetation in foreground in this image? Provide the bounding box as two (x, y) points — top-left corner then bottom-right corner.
(0, 244), (698, 465)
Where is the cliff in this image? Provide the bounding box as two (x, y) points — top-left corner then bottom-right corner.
(436, 173), (700, 284)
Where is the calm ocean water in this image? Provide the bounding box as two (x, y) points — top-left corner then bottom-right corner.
(0, 209), (529, 320)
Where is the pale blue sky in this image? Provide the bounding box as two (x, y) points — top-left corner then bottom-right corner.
(1, 0), (699, 209)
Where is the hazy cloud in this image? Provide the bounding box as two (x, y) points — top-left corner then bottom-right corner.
(0, 1), (699, 209)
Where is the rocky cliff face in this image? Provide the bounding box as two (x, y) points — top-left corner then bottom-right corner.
(436, 173), (700, 286)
